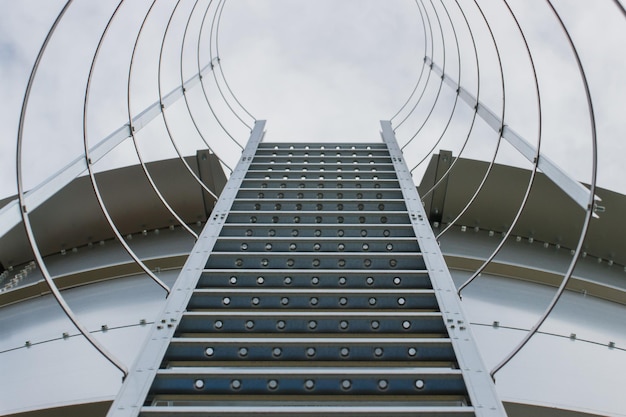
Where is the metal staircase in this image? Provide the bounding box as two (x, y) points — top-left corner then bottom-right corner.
(107, 121), (505, 416)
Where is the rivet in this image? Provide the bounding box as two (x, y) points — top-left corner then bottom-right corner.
(402, 320), (411, 329)
(378, 379), (389, 390)
(306, 347), (316, 357)
(277, 320), (286, 330)
(408, 347), (417, 357)
(272, 347), (282, 357)
(340, 320), (349, 330)
(415, 379), (425, 389)
(214, 320), (223, 329)
(341, 379), (352, 390)
(257, 276), (265, 285)
(205, 347), (214, 357)
(245, 320), (255, 330)
(222, 297), (231, 306)
(371, 320), (380, 330)
(194, 379), (204, 389)
(305, 379), (315, 390)
(340, 347), (350, 357)
(238, 347), (248, 357)
(308, 320), (317, 330)
(231, 379), (242, 390)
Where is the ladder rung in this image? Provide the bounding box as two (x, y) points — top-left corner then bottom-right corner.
(140, 405), (475, 416)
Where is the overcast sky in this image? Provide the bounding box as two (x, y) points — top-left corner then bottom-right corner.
(1, 0), (625, 202)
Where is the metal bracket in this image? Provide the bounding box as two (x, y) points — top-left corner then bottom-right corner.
(423, 57), (600, 214)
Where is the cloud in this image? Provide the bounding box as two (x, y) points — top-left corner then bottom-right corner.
(0, 0), (624, 204)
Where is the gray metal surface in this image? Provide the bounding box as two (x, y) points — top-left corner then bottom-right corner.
(106, 126), (505, 416)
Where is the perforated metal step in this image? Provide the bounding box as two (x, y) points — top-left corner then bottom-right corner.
(107, 122), (505, 417)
